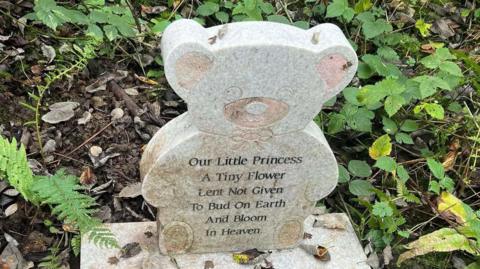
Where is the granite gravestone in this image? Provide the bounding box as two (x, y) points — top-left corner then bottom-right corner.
(140, 19), (358, 255)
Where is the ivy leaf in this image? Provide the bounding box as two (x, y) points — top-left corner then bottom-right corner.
(375, 156), (397, 172)
(415, 19), (432, 37)
(103, 25), (119, 41)
(349, 179), (375, 196)
(343, 87), (361, 105)
(215, 12), (229, 23)
(413, 75), (451, 98)
(400, 120), (418, 132)
(420, 48), (456, 69)
(326, 0), (348, 18)
(327, 113), (346, 134)
(348, 160), (372, 177)
(377, 46), (400, 61)
(414, 103), (445, 119)
(395, 132), (414, 144)
(384, 94), (405, 116)
(362, 19), (392, 39)
(427, 158), (445, 179)
(361, 54), (401, 77)
(439, 61), (463, 77)
(267, 15), (290, 24)
(197, 2), (220, 16)
(86, 23), (103, 39)
(151, 20), (171, 34)
(369, 134), (392, 160)
(382, 116), (398, 135)
(372, 201), (394, 217)
(338, 165), (350, 183)
(341, 104), (374, 132)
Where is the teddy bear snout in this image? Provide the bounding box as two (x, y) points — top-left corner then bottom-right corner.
(224, 97), (289, 128)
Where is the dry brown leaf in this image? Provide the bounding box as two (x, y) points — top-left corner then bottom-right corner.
(80, 166), (97, 186)
(299, 244), (330, 261)
(135, 74), (158, 85)
(442, 139), (460, 171)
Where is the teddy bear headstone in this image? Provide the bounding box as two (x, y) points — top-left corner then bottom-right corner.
(81, 19), (370, 269)
(140, 19), (358, 254)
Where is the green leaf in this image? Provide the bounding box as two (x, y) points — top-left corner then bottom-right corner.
(384, 94), (405, 116)
(197, 2), (220, 16)
(427, 158), (445, 179)
(377, 46), (400, 61)
(338, 164), (350, 183)
(354, 0), (372, 13)
(152, 20), (171, 33)
(400, 120), (418, 132)
(372, 201), (394, 217)
(343, 87), (361, 105)
(414, 103), (445, 119)
(259, 2), (274, 14)
(348, 160), (372, 177)
(357, 62), (375, 79)
(397, 165), (409, 181)
(382, 116), (398, 135)
(397, 228), (479, 265)
(369, 134), (392, 160)
(267, 15), (290, 24)
(362, 19), (392, 39)
(415, 19), (431, 37)
(326, 0), (348, 18)
(429, 180), (441, 194)
(86, 23), (103, 39)
(349, 179), (374, 196)
(215, 11), (229, 23)
(341, 104), (374, 132)
(327, 113), (346, 134)
(103, 25), (118, 41)
(395, 132), (414, 144)
(375, 156), (397, 172)
(244, 0), (257, 11)
(439, 61), (463, 77)
(413, 75), (451, 98)
(293, 21), (310, 29)
(361, 54), (401, 77)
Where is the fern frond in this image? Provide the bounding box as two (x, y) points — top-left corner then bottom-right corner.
(71, 234), (81, 256)
(32, 170), (119, 249)
(0, 136), (36, 201)
(38, 247), (62, 269)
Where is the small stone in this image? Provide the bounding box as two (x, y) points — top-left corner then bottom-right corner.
(5, 203), (18, 217)
(49, 101), (79, 111)
(111, 108), (124, 120)
(78, 111), (92, 125)
(89, 146), (103, 157)
(42, 139), (56, 154)
(118, 183), (142, 198)
(3, 189), (19, 197)
(42, 109), (75, 124)
(91, 96), (106, 108)
(124, 87), (139, 96)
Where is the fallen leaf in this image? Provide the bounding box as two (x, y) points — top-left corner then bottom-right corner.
(232, 249), (269, 265)
(120, 242), (141, 258)
(42, 109), (75, 124)
(77, 111), (92, 125)
(369, 134), (392, 160)
(442, 139), (460, 171)
(118, 183), (142, 198)
(397, 228), (478, 265)
(383, 245), (393, 265)
(299, 244), (330, 261)
(108, 256), (119, 265)
(41, 44), (56, 63)
(135, 74), (158, 85)
(313, 213), (348, 230)
(4, 203), (18, 217)
(204, 260), (214, 269)
(437, 192), (467, 224)
(80, 166), (97, 186)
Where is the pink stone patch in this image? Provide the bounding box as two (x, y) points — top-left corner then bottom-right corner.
(224, 97), (289, 128)
(175, 52), (213, 90)
(316, 54), (349, 90)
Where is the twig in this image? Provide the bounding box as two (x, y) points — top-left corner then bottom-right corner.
(63, 121), (114, 157)
(108, 80), (142, 117)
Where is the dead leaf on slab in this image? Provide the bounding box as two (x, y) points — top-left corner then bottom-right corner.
(299, 244), (330, 261)
(232, 249), (270, 265)
(313, 213), (347, 230)
(119, 242), (141, 259)
(118, 183), (142, 198)
(204, 260), (214, 269)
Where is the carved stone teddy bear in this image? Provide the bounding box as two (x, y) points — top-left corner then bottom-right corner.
(140, 19), (357, 254)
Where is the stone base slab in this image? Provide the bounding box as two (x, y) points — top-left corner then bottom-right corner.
(81, 214), (370, 269)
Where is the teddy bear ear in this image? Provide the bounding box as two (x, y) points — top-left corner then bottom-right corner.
(161, 19), (214, 101)
(307, 23), (358, 102)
